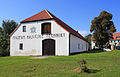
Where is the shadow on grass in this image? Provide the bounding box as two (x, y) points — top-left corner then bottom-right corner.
(71, 50), (106, 55)
(86, 69), (101, 73)
(74, 68), (101, 74)
(85, 50), (105, 53)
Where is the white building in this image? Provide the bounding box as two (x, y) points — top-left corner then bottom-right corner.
(9, 10), (89, 56)
(91, 33), (120, 50)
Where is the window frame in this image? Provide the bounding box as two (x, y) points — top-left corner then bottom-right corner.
(41, 23), (51, 34)
(23, 26), (26, 32)
(78, 44), (80, 50)
(114, 40), (115, 42)
(19, 43), (23, 50)
(82, 44), (83, 50)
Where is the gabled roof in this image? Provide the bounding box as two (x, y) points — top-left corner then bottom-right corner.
(10, 10), (89, 43)
(91, 33), (120, 40)
(21, 10), (53, 23)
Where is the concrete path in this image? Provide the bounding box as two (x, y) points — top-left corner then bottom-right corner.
(29, 56), (50, 59)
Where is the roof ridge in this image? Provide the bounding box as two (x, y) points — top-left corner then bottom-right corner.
(45, 10), (53, 18)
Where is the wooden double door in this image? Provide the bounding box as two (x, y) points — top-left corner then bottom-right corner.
(42, 39), (55, 56)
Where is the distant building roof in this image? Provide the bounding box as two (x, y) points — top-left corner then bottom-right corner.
(91, 33), (120, 40)
(112, 33), (120, 40)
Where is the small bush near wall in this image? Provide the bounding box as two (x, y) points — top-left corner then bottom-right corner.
(0, 48), (10, 57)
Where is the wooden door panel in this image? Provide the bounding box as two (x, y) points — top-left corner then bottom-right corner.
(43, 39), (55, 56)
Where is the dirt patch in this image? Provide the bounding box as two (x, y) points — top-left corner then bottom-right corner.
(29, 56), (50, 59)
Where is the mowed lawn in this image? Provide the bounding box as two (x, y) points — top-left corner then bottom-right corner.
(0, 50), (120, 77)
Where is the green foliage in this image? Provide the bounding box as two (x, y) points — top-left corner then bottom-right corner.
(90, 11), (116, 48)
(0, 20), (17, 56)
(0, 33), (10, 56)
(2, 20), (18, 35)
(85, 34), (92, 44)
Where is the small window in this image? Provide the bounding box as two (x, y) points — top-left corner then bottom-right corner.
(111, 40), (113, 42)
(78, 44), (80, 50)
(23, 26), (26, 32)
(41, 23), (51, 34)
(116, 37), (120, 39)
(86, 44), (87, 50)
(114, 40), (115, 42)
(19, 43), (23, 50)
(82, 44), (83, 50)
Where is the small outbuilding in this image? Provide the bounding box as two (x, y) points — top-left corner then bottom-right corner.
(10, 10), (89, 56)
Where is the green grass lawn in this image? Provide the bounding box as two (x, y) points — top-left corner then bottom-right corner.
(0, 50), (120, 77)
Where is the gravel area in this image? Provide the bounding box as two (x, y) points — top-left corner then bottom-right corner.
(29, 56), (51, 59)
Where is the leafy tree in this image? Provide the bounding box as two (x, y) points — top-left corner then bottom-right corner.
(90, 11), (116, 48)
(0, 31), (10, 56)
(85, 34), (92, 44)
(2, 20), (18, 35)
(0, 20), (17, 56)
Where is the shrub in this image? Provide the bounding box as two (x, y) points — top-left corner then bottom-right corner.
(75, 59), (89, 73)
(0, 48), (9, 57)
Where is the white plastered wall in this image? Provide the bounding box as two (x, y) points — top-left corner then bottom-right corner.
(91, 40), (96, 49)
(10, 20), (69, 56)
(70, 34), (89, 53)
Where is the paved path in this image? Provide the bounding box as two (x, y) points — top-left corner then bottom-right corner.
(29, 56), (50, 59)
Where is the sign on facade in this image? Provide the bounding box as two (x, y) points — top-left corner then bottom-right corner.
(12, 33), (66, 40)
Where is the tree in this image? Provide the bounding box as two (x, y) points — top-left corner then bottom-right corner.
(2, 20), (18, 35)
(85, 34), (92, 44)
(0, 20), (17, 56)
(90, 11), (116, 48)
(0, 30), (10, 56)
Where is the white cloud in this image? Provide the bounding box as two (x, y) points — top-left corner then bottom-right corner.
(78, 30), (90, 37)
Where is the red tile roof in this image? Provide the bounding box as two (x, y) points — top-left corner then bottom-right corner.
(21, 10), (52, 23)
(91, 33), (120, 40)
(10, 10), (89, 43)
(111, 33), (120, 40)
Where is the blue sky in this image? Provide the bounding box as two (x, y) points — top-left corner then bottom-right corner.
(0, 0), (120, 36)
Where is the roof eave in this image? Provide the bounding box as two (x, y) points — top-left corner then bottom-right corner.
(20, 18), (54, 23)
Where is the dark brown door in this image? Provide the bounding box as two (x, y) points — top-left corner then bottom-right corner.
(42, 39), (55, 56)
